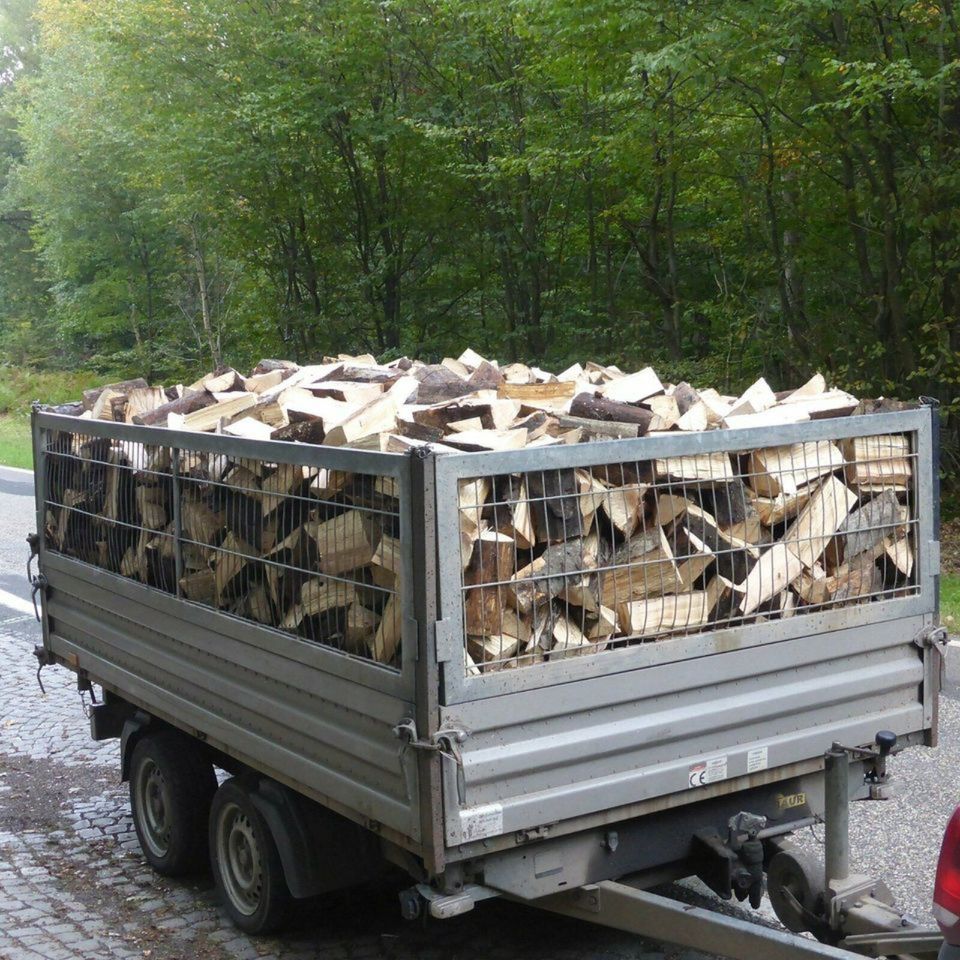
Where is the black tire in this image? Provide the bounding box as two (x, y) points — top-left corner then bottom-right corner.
(128, 730), (217, 877)
(209, 777), (292, 934)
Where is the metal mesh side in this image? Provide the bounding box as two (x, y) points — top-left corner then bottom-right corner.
(39, 425), (403, 669)
(456, 432), (920, 674)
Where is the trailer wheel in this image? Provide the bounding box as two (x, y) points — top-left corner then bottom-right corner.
(209, 778), (291, 934)
(129, 731), (217, 876)
(767, 846), (826, 934)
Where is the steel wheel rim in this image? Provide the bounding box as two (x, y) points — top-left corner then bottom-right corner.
(216, 801), (263, 916)
(134, 757), (171, 859)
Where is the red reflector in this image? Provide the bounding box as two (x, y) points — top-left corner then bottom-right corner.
(934, 805), (960, 918)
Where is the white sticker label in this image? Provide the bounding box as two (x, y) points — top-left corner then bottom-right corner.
(747, 746), (769, 773)
(459, 802), (503, 842)
(688, 756), (727, 788)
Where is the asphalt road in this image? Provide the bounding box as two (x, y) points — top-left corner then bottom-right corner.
(0, 461), (956, 958)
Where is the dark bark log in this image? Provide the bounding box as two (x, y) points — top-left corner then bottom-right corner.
(569, 393), (654, 433)
(134, 389), (215, 426)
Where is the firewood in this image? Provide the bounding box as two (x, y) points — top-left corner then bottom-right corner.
(599, 526), (682, 607)
(676, 401), (709, 432)
(550, 614), (601, 658)
(458, 477), (490, 547)
(322, 391), (400, 447)
(492, 476), (535, 549)
(726, 377), (777, 418)
(259, 462), (308, 515)
(884, 535), (914, 578)
(281, 391), (352, 425)
(464, 531), (516, 633)
(223, 417), (275, 441)
(173, 392), (258, 431)
(444, 428), (528, 452)
(645, 394), (681, 430)
(124, 387), (169, 423)
(656, 452), (735, 483)
(370, 595), (401, 663)
(83, 378), (150, 412)
(595, 480), (644, 538)
(569, 393), (654, 432)
(783, 389), (859, 419)
(307, 510), (378, 575)
(133, 388), (217, 426)
(179, 568), (216, 603)
(509, 540), (585, 614)
(136, 486), (167, 531)
(598, 367), (663, 404)
(751, 488), (813, 527)
(497, 381), (575, 402)
(736, 543), (803, 616)
(557, 362), (584, 382)
(411, 364), (473, 403)
(527, 469), (583, 543)
(827, 489), (901, 568)
(214, 532), (258, 605)
(282, 576), (356, 629)
(842, 435), (912, 490)
(724, 406), (811, 431)
(181, 498), (225, 547)
(468, 632), (522, 666)
(680, 502), (758, 583)
(781, 476), (858, 569)
(551, 413), (642, 440)
(620, 590), (714, 638)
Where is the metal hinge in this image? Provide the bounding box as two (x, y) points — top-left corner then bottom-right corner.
(393, 718), (468, 765)
(914, 625), (948, 650)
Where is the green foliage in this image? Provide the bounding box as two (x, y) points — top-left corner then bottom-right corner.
(0, 0), (957, 423)
(941, 574), (960, 633)
(0, 417), (32, 469)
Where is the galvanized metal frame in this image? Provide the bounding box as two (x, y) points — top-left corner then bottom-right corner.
(433, 409), (936, 704)
(34, 409), (416, 694)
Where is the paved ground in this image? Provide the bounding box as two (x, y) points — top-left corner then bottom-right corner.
(0, 464), (708, 960)
(0, 460), (955, 959)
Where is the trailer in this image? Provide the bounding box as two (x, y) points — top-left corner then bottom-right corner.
(26, 401), (947, 958)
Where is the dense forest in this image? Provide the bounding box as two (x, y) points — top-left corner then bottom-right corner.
(1, 0), (959, 416)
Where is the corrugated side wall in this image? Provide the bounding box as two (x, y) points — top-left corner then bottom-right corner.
(441, 615), (928, 846)
(43, 553), (420, 846)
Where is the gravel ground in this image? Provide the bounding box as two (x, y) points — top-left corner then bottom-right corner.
(0, 461), (955, 958)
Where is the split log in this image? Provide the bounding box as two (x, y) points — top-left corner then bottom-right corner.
(134, 389), (216, 426)
(598, 367), (663, 404)
(569, 393), (654, 433)
(509, 541), (585, 614)
(781, 476), (858, 569)
(599, 527), (682, 607)
(736, 543), (803, 616)
(842, 435), (912, 491)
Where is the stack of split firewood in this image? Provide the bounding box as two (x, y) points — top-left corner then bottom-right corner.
(42, 351), (917, 670)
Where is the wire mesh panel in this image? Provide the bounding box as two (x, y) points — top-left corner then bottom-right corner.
(39, 423), (404, 669)
(455, 430), (920, 674)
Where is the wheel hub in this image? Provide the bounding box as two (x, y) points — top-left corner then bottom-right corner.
(134, 759), (172, 858)
(217, 803), (263, 916)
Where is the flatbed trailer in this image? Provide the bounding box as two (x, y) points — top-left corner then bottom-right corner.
(26, 402), (947, 958)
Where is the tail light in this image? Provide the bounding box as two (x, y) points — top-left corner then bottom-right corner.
(934, 805), (960, 933)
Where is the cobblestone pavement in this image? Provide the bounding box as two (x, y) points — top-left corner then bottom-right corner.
(0, 461), (709, 960)
(0, 462), (954, 960)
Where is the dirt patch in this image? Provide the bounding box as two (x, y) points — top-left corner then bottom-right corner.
(0, 751), (113, 832)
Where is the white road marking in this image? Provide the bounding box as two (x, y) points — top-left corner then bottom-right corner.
(0, 589), (35, 617)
